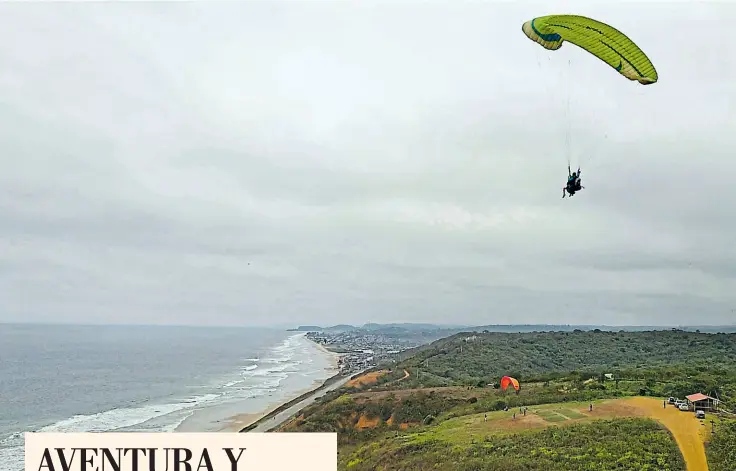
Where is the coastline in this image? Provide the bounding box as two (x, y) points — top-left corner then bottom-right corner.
(218, 377), (327, 432)
(237, 370), (349, 432)
(219, 334), (345, 433)
(312, 338), (343, 368)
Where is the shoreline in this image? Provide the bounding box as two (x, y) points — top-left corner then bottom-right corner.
(175, 332), (343, 433)
(216, 334), (346, 433)
(236, 337), (350, 433)
(312, 335), (345, 371)
(217, 377), (327, 432)
(238, 370), (349, 432)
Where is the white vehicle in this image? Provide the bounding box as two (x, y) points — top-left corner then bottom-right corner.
(679, 403), (690, 411)
(695, 410), (705, 419)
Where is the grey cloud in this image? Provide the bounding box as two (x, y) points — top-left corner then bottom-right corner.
(1, 2), (735, 327)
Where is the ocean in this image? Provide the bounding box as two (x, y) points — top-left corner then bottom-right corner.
(0, 324), (337, 471)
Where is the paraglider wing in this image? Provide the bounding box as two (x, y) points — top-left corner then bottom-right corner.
(500, 376), (520, 392)
(521, 15), (658, 84)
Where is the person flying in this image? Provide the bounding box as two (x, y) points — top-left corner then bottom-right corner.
(562, 165), (583, 198)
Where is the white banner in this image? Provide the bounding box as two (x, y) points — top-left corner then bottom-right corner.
(25, 432), (336, 471)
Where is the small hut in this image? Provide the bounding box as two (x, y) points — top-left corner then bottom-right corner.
(685, 393), (719, 412)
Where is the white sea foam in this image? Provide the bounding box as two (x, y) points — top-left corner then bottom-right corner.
(0, 331), (330, 471)
(0, 393), (220, 471)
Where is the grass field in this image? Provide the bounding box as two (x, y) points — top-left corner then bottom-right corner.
(341, 415), (685, 470)
(560, 409), (588, 419)
(338, 397), (709, 471)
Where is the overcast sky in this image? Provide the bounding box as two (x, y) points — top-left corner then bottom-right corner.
(0, 1), (734, 328)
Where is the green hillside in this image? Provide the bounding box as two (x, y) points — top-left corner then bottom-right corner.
(278, 329), (736, 471)
(391, 330), (736, 400)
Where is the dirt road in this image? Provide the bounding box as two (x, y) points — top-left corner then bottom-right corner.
(625, 397), (709, 471)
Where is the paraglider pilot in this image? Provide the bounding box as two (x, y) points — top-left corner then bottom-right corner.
(562, 165), (583, 198)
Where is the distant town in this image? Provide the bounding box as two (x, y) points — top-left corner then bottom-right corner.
(290, 322), (736, 375)
(304, 328), (432, 374)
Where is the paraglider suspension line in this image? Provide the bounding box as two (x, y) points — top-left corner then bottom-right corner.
(566, 59), (572, 168)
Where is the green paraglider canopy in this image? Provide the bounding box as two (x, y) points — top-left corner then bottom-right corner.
(522, 14), (658, 84)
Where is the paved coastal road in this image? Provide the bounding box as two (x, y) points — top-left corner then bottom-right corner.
(247, 374), (355, 433)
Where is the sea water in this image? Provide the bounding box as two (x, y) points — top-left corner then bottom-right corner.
(0, 324), (335, 471)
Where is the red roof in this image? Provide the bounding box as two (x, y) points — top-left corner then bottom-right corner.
(686, 393), (713, 402)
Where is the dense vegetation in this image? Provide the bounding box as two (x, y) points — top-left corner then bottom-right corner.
(340, 418), (684, 471)
(401, 330), (736, 381)
(706, 419), (736, 471)
(280, 329), (736, 470)
(390, 330), (736, 404)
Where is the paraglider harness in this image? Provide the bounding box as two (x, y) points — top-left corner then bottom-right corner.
(563, 165), (583, 198)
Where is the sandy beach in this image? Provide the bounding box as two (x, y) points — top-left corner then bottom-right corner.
(217, 335), (344, 432)
(217, 378), (326, 431)
(312, 339), (343, 369)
